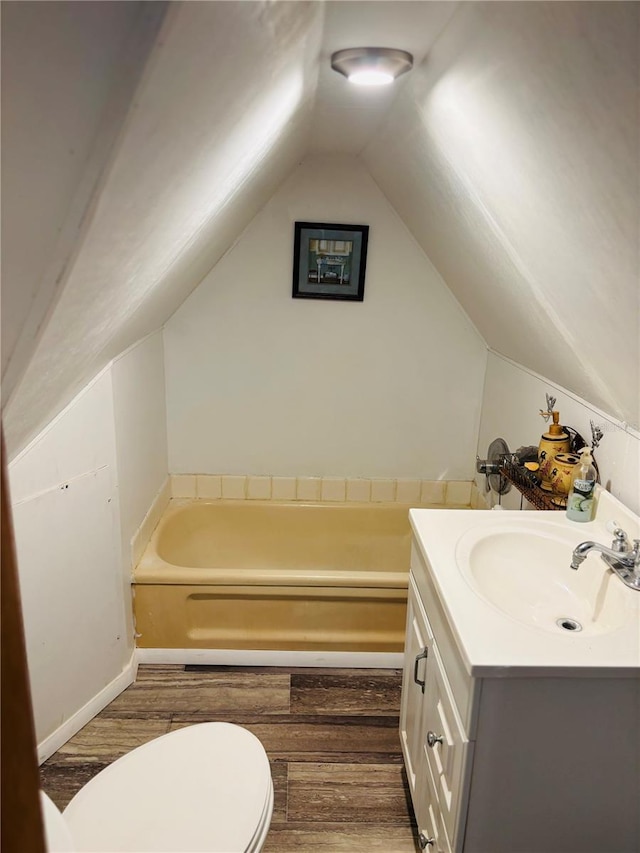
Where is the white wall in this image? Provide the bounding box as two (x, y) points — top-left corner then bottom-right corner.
(8, 369), (129, 750)
(164, 154), (487, 479)
(112, 331), (169, 645)
(7, 333), (169, 757)
(112, 331), (169, 564)
(477, 351), (640, 515)
(364, 2), (639, 429)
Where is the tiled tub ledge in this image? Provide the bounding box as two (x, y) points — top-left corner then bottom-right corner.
(169, 474), (485, 508)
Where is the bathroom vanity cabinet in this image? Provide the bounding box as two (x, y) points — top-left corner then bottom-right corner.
(401, 534), (639, 853)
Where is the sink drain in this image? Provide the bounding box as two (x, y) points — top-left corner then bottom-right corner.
(557, 617), (582, 632)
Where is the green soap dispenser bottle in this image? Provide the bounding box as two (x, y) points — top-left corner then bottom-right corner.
(566, 447), (597, 522)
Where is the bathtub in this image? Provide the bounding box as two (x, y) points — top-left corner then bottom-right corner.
(133, 500), (424, 653)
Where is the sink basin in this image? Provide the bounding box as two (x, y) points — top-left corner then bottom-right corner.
(455, 523), (629, 636)
(410, 493), (640, 673)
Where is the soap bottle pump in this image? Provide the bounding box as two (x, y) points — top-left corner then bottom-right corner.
(566, 447), (597, 522)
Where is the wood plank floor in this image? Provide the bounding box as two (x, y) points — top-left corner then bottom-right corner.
(40, 664), (419, 852)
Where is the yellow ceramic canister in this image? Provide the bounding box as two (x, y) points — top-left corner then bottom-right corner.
(549, 452), (581, 496)
(538, 411), (570, 491)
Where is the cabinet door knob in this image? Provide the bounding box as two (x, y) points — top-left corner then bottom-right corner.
(427, 730), (444, 748)
(418, 832), (435, 848)
(413, 648), (428, 693)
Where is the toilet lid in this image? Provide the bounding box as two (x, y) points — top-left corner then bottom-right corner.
(63, 723), (272, 852)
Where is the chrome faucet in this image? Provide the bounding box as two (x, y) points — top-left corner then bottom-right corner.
(570, 528), (640, 591)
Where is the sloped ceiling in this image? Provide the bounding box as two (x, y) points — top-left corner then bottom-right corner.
(1, 0), (166, 402)
(2, 1), (638, 456)
(363, 2), (639, 427)
(2, 0), (324, 453)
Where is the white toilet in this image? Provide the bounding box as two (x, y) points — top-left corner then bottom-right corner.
(41, 722), (274, 852)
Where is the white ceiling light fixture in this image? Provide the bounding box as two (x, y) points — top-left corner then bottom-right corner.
(330, 47), (413, 87)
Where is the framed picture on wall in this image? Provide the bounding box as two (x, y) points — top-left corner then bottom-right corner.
(292, 222), (369, 301)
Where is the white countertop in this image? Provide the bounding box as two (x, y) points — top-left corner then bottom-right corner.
(409, 488), (640, 677)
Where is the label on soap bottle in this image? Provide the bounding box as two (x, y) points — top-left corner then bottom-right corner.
(566, 479), (596, 521)
(572, 479), (594, 493)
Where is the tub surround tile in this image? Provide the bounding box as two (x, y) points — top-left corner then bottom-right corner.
(171, 474), (196, 498)
(247, 476), (272, 500)
(320, 478), (346, 502)
(346, 478), (371, 502)
(196, 475), (222, 499)
(395, 480), (421, 504)
(296, 477), (321, 501)
(221, 475), (246, 499)
(163, 475), (474, 506)
(420, 480), (446, 504)
(272, 477), (297, 501)
(445, 480), (472, 505)
(371, 479), (396, 503)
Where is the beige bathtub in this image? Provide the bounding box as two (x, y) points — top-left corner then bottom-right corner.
(133, 500), (421, 652)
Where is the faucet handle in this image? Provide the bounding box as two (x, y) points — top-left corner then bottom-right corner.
(611, 528), (629, 552)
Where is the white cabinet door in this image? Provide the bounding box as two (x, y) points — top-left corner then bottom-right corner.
(421, 642), (472, 850)
(400, 575), (434, 800)
(414, 753), (452, 853)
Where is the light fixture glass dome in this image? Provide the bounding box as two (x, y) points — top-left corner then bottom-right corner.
(348, 69), (395, 87)
(331, 47), (413, 86)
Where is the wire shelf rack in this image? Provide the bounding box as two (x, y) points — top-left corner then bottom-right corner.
(499, 455), (567, 511)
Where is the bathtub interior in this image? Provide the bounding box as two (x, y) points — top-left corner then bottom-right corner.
(154, 501), (412, 572)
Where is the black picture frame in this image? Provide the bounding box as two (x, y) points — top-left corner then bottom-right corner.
(292, 221), (369, 301)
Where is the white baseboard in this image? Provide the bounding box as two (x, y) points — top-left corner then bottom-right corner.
(37, 653), (138, 765)
(136, 648), (404, 669)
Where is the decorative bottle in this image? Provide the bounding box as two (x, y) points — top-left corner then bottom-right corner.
(566, 447), (597, 522)
(537, 411), (570, 492)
